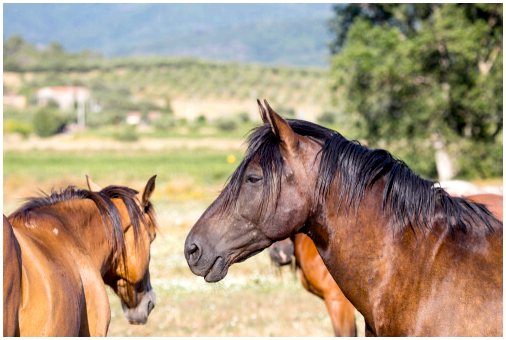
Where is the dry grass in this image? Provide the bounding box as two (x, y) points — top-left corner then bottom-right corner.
(4, 139), (498, 336)
(105, 199), (364, 336)
(4, 170), (361, 336)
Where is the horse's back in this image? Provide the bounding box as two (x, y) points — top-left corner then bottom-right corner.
(466, 193), (503, 221)
(10, 215), (85, 336)
(3, 215), (22, 336)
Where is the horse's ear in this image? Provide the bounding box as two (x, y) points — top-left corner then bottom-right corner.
(142, 175), (157, 206)
(86, 175), (102, 191)
(263, 99), (298, 153)
(257, 98), (269, 125)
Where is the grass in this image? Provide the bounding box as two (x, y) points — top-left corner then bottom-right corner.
(3, 147), (247, 217)
(3, 145), (348, 335)
(4, 136), (498, 336)
(74, 121), (259, 140)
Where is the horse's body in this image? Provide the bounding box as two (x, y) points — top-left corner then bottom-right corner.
(309, 187), (502, 336)
(4, 177), (158, 336)
(185, 100), (503, 336)
(270, 234), (356, 336)
(3, 215), (22, 336)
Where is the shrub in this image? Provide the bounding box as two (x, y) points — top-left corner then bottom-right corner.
(32, 108), (68, 137)
(4, 119), (32, 138)
(195, 114), (207, 125)
(237, 111), (250, 123)
(152, 114), (176, 130)
(114, 125), (139, 142)
(215, 117), (238, 132)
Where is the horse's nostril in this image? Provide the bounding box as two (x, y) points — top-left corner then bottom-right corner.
(147, 300), (155, 314)
(186, 243), (201, 265)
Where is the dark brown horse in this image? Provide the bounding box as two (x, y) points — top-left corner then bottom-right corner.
(269, 234), (357, 336)
(3, 176), (158, 336)
(185, 100), (503, 336)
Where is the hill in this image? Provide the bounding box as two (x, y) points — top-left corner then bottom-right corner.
(3, 3), (334, 67)
(3, 56), (333, 124)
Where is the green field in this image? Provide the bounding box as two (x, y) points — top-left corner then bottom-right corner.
(4, 148), (242, 212)
(5, 132), (501, 336)
(4, 139), (366, 336)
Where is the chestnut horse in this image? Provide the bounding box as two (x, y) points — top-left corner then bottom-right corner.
(269, 234), (357, 336)
(185, 100), (502, 336)
(3, 176), (158, 336)
(3, 215), (22, 336)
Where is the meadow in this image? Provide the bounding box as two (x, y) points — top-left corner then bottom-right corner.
(4, 132), (369, 336)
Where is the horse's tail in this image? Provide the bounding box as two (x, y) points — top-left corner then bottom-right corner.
(3, 215), (22, 336)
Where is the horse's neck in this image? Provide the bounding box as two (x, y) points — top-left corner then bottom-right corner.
(51, 200), (118, 275)
(307, 181), (429, 334)
(53, 200), (117, 336)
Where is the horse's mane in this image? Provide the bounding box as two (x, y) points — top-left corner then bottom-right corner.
(10, 185), (150, 266)
(221, 119), (500, 235)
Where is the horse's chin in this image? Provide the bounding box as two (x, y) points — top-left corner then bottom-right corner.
(204, 246), (269, 283)
(203, 256), (229, 282)
(121, 290), (156, 325)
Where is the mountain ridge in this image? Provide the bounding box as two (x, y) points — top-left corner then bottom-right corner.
(3, 4), (335, 67)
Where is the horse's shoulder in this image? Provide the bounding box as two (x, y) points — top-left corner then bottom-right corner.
(10, 215), (83, 291)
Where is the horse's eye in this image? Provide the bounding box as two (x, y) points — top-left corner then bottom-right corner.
(246, 175), (262, 184)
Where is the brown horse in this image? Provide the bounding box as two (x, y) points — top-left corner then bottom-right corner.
(185, 100), (503, 336)
(269, 234), (357, 336)
(3, 176), (158, 336)
(3, 215), (22, 336)
(270, 193), (502, 337)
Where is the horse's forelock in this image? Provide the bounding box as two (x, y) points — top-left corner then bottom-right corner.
(219, 124), (284, 216)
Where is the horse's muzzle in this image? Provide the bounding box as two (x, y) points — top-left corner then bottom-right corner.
(121, 289), (156, 325)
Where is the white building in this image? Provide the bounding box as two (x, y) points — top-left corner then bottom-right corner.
(36, 86), (90, 111)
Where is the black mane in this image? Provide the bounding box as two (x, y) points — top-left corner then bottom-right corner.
(221, 119), (500, 235)
(10, 185), (149, 265)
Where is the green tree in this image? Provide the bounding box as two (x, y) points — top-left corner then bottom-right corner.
(330, 4), (502, 179)
(33, 107), (68, 137)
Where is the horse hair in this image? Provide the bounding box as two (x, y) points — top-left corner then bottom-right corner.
(220, 119), (500, 235)
(10, 185), (152, 267)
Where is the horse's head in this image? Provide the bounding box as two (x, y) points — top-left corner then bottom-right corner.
(185, 100), (322, 282)
(88, 175), (158, 325)
(268, 238), (294, 267)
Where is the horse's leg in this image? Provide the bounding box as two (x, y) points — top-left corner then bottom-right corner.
(324, 295), (357, 337)
(3, 216), (22, 336)
(79, 266), (111, 336)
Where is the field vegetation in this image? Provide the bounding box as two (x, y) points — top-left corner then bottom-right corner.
(4, 143), (368, 336)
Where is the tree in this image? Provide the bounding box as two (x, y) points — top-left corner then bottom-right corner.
(329, 4), (502, 179)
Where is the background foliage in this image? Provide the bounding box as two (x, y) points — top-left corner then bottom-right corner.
(329, 3), (502, 178)
(3, 3), (502, 180)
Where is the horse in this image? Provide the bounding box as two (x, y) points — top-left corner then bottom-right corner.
(184, 99), (503, 336)
(3, 175), (158, 336)
(269, 193), (501, 337)
(3, 215), (22, 336)
(269, 234), (357, 336)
